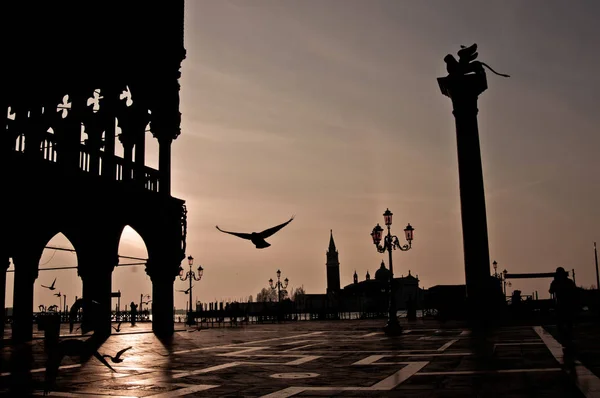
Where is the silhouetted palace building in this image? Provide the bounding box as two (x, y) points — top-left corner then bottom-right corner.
(296, 231), (423, 316)
(2, 3), (187, 339)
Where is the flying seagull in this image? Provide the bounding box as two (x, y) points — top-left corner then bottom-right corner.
(45, 339), (116, 394)
(42, 278), (57, 290)
(177, 286), (193, 294)
(44, 296), (115, 395)
(216, 215), (295, 249)
(102, 346), (132, 363)
(112, 322), (122, 333)
(69, 297), (101, 334)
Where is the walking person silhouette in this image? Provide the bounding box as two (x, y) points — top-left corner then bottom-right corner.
(549, 267), (578, 350)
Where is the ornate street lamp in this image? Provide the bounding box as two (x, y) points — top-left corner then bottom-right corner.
(269, 269), (289, 302)
(493, 260), (498, 278)
(370, 208), (414, 335)
(139, 294), (151, 320)
(501, 268), (511, 297)
(179, 255), (204, 325)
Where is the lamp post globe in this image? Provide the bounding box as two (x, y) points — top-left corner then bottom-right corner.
(371, 224), (383, 246)
(404, 223), (414, 242)
(383, 208), (393, 226)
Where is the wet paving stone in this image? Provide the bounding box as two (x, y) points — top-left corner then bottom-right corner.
(1, 320), (597, 397)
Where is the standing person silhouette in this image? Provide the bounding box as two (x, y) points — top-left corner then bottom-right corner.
(130, 302), (138, 327)
(549, 267), (578, 349)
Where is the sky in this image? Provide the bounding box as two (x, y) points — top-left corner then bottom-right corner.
(6, 0), (600, 311)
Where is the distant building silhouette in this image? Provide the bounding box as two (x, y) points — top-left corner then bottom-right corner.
(295, 232), (423, 317)
(326, 230), (341, 293)
(343, 262), (422, 312)
(375, 260), (390, 283)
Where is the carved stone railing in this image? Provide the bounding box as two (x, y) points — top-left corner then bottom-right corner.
(115, 156), (125, 181)
(40, 134), (57, 162)
(113, 157), (159, 192)
(79, 147), (91, 172)
(12, 132), (160, 193)
(143, 167), (159, 192)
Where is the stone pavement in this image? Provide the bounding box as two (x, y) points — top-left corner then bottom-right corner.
(1, 319), (599, 397)
(2, 322), (186, 342)
(544, 321), (600, 379)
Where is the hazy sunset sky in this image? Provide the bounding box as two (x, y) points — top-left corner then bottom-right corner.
(6, 0), (600, 311)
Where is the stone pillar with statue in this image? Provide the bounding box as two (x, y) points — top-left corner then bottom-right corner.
(437, 44), (509, 319)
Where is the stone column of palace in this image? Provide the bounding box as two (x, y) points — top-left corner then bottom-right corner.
(152, 74), (182, 196)
(101, 85), (119, 180)
(0, 257), (8, 338)
(150, 47), (186, 197)
(147, 258), (177, 337)
(438, 72), (491, 312)
(60, 87), (87, 170)
(79, 249), (118, 337)
(11, 255), (39, 342)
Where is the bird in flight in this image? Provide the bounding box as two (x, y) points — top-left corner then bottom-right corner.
(102, 346), (132, 363)
(112, 322), (122, 333)
(45, 296), (113, 395)
(54, 291), (61, 297)
(216, 215), (295, 248)
(69, 297), (101, 334)
(42, 278), (57, 290)
(177, 286), (193, 295)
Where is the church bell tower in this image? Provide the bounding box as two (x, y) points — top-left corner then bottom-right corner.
(326, 230), (341, 293)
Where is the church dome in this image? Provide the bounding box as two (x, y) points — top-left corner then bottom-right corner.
(375, 260), (390, 282)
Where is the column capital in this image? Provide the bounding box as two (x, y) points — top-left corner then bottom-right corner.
(11, 253), (42, 281)
(437, 73), (487, 101)
(151, 115), (181, 143)
(149, 75), (183, 142)
(77, 251), (119, 281)
(145, 258), (180, 282)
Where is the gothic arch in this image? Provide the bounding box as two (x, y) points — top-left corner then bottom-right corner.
(118, 225), (149, 258)
(41, 231), (81, 262)
(11, 223), (82, 274)
(35, 232), (81, 313)
(116, 222), (155, 261)
(114, 225), (152, 315)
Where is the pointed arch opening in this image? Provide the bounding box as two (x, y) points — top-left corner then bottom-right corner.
(113, 226), (151, 322)
(5, 230), (80, 338)
(22, 233), (81, 318)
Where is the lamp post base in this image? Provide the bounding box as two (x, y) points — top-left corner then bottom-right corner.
(383, 318), (403, 335)
(186, 312), (195, 326)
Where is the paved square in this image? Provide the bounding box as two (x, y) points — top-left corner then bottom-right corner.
(1, 320), (598, 397)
